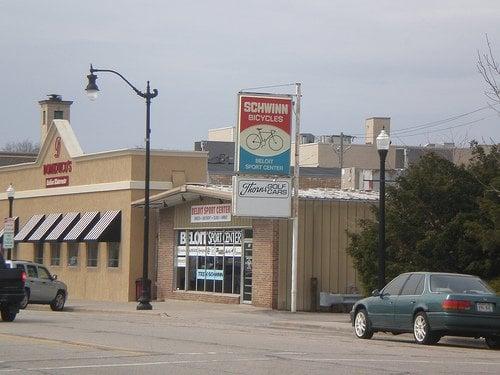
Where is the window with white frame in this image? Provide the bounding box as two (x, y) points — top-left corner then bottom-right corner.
(86, 243), (98, 267)
(107, 242), (120, 268)
(50, 243), (61, 266)
(67, 243), (79, 266)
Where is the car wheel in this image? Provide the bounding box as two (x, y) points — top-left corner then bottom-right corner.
(19, 288), (30, 309)
(354, 308), (374, 339)
(485, 336), (500, 350)
(1, 309), (17, 322)
(413, 312), (440, 345)
(50, 291), (66, 311)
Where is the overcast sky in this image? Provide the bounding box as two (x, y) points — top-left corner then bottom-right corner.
(1, 1), (499, 153)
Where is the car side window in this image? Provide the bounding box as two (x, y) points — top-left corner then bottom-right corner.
(16, 264), (25, 271)
(38, 267), (51, 280)
(383, 274), (409, 296)
(414, 275), (425, 295)
(26, 265), (38, 278)
(401, 274), (425, 295)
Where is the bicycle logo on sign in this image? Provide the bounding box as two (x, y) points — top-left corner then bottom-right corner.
(245, 128), (284, 152)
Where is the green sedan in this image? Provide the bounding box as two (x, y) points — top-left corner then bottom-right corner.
(350, 272), (500, 349)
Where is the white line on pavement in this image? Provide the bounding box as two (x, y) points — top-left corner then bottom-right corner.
(291, 358), (500, 366)
(0, 358), (271, 372)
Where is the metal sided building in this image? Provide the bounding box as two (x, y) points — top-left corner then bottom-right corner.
(133, 185), (377, 311)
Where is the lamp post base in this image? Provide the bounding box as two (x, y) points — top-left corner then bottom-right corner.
(136, 300), (153, 310)
(136, 278), (153, 310)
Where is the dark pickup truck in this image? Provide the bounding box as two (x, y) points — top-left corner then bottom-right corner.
(0, 253), (26, 322)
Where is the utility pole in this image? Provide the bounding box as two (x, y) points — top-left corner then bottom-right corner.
(332, 132), (352, 170)
(291, 82), (301, 313)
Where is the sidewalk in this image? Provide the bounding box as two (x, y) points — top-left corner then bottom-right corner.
(49, 298), (353, 333)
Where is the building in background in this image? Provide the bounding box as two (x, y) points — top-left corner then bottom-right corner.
(0, 96), (208, 301)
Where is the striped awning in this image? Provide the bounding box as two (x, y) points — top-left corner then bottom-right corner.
(45, 212), (80, 242)
(14, 215), (45, 242)
(84, 211), (121, 242)
(63, 212), (100, 242)
(27, 213), (63, 242)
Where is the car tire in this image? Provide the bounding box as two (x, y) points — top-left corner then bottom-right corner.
(50, 291), (66, 312)
(413, 312), (440, 345)
(485, 336), (500, 350)
(1, 309), (17, 322)
(354, 308), (374, 339)
(19, 288), (30, 309)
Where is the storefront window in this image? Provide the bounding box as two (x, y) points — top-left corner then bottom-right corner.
(50, 243), (61, 266)
(67, 243), (79, 266)
(34, 243), (44, 264)
(176, 229), (245, 294)
(87, 243), (98, 267)
(107, 242), (120, 268)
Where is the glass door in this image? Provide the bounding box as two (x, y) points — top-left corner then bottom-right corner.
(242, 238), (253, 303)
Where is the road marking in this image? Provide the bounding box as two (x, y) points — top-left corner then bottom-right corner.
(0, 333), (148, 355)
(289, 358), (500, 366)
(0, 357), (270, 372)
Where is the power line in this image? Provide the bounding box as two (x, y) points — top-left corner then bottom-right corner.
(347, 103), (498, 137)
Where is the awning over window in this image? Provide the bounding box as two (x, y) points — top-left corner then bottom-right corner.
(45, 212), (80, 242)
(64, 212), (100, 242)
(0, 217), (19, 243)
(26, 213), (62, 243)
(84, 211), (121, 242)
(14, 215), (45, 242)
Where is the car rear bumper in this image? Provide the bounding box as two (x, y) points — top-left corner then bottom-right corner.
(428, 312), (500, 336)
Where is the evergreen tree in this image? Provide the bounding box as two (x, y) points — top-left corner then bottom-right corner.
(348, 145), (500, 294)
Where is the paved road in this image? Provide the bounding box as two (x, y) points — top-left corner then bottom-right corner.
(0, 306), (499, 374)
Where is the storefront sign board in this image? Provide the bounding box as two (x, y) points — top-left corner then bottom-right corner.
(232, 176), (291, 218)
(237, 94), (292, 175)
(191, 204), (231, 223)
(196, 269), (224, 281)
(2, 217), (15, 249)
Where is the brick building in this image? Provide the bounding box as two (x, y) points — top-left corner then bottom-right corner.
(133, 185), (377, 311)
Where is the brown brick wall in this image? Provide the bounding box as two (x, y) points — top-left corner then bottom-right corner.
(157, 208), (280, 309)
(252, 219), (280, 309)
(299, 176), (340, 189)
(156, 208), (175, 300)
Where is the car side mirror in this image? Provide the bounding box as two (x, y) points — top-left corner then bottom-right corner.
(52, 274), (57, 281)
(371, 289), (380, 297)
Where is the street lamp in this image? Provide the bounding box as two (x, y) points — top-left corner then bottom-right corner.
(376, 129), (390, 291)
(6, 184), (15, 260)
(85, 64), (158, 310)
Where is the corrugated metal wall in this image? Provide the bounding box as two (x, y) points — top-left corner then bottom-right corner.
(278, 199), (374, 311)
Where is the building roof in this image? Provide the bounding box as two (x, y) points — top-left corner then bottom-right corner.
(132, 184), (378, 208)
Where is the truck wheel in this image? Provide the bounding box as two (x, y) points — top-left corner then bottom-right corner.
(485, 336), (500, 350)
(50, 291), (66, 311)
(19, 288), (30, 309)
(1, 309), (17, 322)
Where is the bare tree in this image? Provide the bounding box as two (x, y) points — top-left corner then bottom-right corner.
(1, 139), (40, 154)
(477, 34), (500, 109)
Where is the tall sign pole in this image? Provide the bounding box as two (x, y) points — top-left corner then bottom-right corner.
(291, 83), (301, 313)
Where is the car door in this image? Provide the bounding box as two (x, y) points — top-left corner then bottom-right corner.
(394, 274), (425, 330)
(25, 264), (42, 301)
(369, 274), (409, 329)
(37, 266), (57, 302)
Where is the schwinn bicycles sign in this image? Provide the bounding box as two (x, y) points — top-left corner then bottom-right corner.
(237, 94), (292, 175)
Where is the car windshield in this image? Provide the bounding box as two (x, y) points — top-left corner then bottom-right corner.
(430, 274), (494, 295)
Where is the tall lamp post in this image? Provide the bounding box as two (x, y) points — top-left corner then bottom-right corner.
(6, 184), (15, 260)
(85, 65), (158, 310)
(376, 129), (390, 290)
